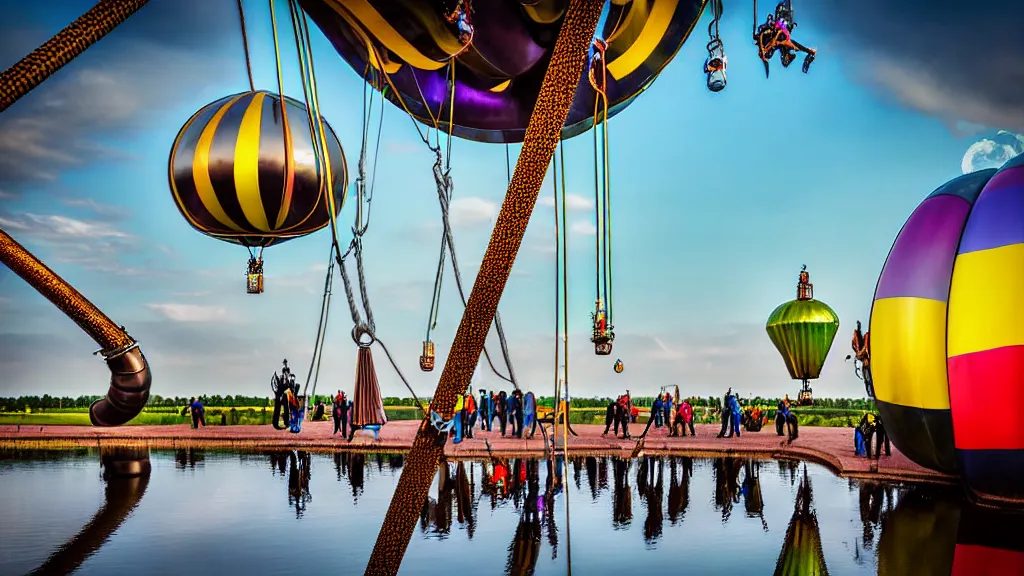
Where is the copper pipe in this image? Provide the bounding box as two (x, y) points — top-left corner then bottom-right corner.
(27, 447), (151, 576)
(0, 0), (150, 113)
(364, 1), (604, 573)
(0, 229), (151, 426)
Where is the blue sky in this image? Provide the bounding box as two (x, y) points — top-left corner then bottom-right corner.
(0, 0), (1021, 400)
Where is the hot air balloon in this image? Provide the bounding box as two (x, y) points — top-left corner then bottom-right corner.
(766, 266), (840, 405)
(297, 0), (708, 143)
(871, 154), (1024, 503)
(168, 90), (348, 294)
(613, 359), (624, 373)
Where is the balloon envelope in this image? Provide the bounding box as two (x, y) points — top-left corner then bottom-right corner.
(766, 299), (839, 381)
(169, 90), (347, 249)
(298, 0), (707, 143)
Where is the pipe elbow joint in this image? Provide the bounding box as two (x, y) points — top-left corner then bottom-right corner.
(89, 346), (152, 427)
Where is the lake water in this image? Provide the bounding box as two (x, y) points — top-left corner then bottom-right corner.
(0, 448), (1019, 575)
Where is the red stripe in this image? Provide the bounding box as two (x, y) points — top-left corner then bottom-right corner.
(953, 544), (1024, 576)
(949, 345), (1024, 450)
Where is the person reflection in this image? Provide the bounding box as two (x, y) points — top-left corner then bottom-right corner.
(778, 459), (799, 486)
(585, 456), (599, 501)
(572, 457), (582, 490)
(714, 458), (743, 522)
(507, 459), (543, 575)
(482, 456), (511, 509)
(349, 453), (365, 499)
(544, 456), (562, 558)
(287, 450), (312, 518)
(389, 454), (404, 471)
(612, 457), (632, 526)
(742, 460), (768, 531)
(455, 461), (475, 539)
(174, 448), (204, 470)
(857, 480), (886, 549)
(420, 461), (455, 536)
(269, 451), (288, 476)
(667, 456), (692, 524)
(375, 453), (385, 472)
(598, 457), (609, 493)
(27, 447), (152, 576)
(334, 452), (347, 482)
(638, 457), (664, 544)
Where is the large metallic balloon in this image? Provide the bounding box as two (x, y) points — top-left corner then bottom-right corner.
(766, 268), (840, 382)
(298, 0), (708, 143)
(168, 90), (347, 248)
(871, 154), (1024, 504)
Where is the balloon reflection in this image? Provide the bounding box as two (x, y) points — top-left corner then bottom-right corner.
(773, 465), (829, 576)
(28, 446), (151, 576)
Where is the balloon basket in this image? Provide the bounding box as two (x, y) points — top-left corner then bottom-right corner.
(246, 257), (264, 295)
(419, 340), (435, 372)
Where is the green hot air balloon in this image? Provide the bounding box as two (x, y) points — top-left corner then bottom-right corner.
(766, 267), (840, 405)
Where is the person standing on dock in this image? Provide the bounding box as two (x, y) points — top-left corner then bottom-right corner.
(190, 397), (206, 428)
(653, 395), (664, 428)
(332, 390), (348, 436)
(663, 394), (674, 431)
(479, 389), (490, 432)
(717, 388), (733, 438)
(464, 391), (477, 439)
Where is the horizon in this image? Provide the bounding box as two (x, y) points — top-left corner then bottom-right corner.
(2, 1), (1022, 403)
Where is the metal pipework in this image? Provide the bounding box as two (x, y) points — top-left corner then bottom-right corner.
(0, 229), (152, 426)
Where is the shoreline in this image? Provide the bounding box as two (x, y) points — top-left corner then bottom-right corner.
(0, 420), (955, 486)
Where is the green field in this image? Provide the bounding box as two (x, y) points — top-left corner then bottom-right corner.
(0, 404), (870, 428)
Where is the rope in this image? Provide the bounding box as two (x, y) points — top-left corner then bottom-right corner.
(236, 0), (255, 93)
(0, 0), (150, 114)
(301, 243), (335, 402)
(284, 0), (427, 417)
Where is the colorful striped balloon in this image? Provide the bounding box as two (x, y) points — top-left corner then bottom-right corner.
(168, 90), (347, 248)
(871, 153), (1024, 503)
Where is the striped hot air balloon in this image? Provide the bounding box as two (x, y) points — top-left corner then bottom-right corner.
(766, 267), (840, 404)
(297, 0), (707, 143)
(168, 90), (348, 293)
(871, 154), (1024, 504)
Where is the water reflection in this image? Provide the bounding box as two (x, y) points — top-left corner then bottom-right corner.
(28, 446), (151, 575)
(773, 466), (829, 575)
(7, 450), (1024, 575)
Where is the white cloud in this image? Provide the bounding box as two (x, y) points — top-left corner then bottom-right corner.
(59, 197), (131, 219)
(646, 336), (685, 361)
(0, 190), (17, 200)
(570, 221), (596, 236)
(146, 303), (229, 323)
(539, 193), (593, 211)
(961, 130), (1024, 174)
(448, 197), (497, 227)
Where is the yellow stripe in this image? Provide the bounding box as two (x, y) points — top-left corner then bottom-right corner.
(193, 95), (247, 232)
(365, 36), (402, 74)
(234, 92), (271, 233)
(489, 79), (512, 92)
(328, 0), (447, 71)
(948, 243), (1024, 357)
(607, 0), (678, 80)
(870, 297), (950, 410)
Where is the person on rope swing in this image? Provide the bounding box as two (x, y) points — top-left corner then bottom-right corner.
(672, 398), (696, 437)
(653, 394), (664, 428)
(509, 390), (524, 438)
(463, 390), (477, 439)
(717, 387), (734, 438)
(332, 390), (348, 436)
(478, 389), (491, 432)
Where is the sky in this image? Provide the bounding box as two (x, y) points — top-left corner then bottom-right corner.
(0, 0), (1022, 401)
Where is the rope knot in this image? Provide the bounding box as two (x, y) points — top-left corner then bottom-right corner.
(352, 323), (375, 348)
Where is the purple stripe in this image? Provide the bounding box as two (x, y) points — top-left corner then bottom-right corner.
(875, 195), (971, 301)
(958, 165), (1024, 254)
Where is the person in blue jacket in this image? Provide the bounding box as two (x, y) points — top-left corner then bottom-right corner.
(523, 392), (537, 438)
(652, 395), (664, 428)
(727, 394), (742, 437)
(479, 389), (490, 432)
(663, 394), (674, 431)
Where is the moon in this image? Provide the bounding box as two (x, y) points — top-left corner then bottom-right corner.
(962, 130), (1024, 174)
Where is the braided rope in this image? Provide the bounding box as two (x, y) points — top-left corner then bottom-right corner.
(0, 0), (149, 113)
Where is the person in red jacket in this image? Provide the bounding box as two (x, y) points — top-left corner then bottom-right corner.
(671, 399), (695, 437)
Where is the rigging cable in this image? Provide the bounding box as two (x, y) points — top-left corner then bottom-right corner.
(284, 0), (427, 415)
(301, 242), (335, 403)
(235, 0), (255, 93)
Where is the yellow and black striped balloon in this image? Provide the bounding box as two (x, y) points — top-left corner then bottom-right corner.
(168, 90), (347, 248)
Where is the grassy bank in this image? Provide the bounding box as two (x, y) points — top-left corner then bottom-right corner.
(0, 405), (870, 428)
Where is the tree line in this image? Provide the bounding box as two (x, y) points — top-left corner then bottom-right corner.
(0, 393), (875, 412)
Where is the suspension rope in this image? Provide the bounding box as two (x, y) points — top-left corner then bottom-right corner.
(236, 0), (255, 93)
(284, 0), (427, 416)
(301, 243), (335, 402)
(588, 40), (614, 332)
